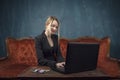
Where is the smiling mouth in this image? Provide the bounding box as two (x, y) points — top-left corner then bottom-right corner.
(51, 29), (56, 33)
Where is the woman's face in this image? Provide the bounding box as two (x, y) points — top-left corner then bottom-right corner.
(46, 20), (59, 34)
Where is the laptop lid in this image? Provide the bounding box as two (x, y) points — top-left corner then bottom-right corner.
(65, 42), (99, 73)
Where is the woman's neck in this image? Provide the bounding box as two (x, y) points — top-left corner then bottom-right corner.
(45, 30), (51, 38)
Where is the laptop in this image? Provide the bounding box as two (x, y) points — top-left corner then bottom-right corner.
(52, 42), (100, 74)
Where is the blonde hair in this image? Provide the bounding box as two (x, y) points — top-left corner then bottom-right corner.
(45, 16), (60, 43)
(45, 16), (59, 26)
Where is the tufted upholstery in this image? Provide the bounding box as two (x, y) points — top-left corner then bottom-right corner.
(6, 37), (38, 66)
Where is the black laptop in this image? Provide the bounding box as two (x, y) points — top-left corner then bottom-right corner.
(52, 42), (100, 74)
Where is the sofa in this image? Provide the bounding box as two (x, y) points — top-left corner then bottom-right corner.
(0, 36), (120, 78)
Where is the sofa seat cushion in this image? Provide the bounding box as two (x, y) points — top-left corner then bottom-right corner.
(6, 37), (38, 66)
(0, 63), (30, 77)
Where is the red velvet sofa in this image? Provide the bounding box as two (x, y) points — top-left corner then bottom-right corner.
(0, 36), (120, 78)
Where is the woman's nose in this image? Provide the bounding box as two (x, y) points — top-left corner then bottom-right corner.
(53, 27), (57, 30)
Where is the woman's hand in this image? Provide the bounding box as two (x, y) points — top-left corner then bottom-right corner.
(56, 62), (65, 68)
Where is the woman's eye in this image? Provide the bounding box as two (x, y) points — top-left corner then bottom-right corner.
(51, 25), (58, 29)
(51, 25), (55, 27)
(51, 25), (54, 27)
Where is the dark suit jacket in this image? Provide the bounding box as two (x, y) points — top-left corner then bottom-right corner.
(35, 31), (64, 68)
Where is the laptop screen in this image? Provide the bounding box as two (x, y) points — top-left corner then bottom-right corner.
(65, 42), (100, 73)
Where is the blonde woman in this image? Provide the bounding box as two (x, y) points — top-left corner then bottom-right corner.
(35, 16), (65, 69)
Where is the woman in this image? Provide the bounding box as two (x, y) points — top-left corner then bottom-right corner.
(35, 16), (65, 69)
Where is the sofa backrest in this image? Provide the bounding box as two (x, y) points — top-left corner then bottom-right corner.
(6, 36), (110, 67)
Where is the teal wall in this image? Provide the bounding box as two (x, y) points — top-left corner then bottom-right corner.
(0, 0), (120, 59)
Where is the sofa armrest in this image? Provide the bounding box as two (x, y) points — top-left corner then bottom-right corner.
(97, 37), (120, 77)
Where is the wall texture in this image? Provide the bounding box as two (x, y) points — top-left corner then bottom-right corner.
(0, 0), (120, 59)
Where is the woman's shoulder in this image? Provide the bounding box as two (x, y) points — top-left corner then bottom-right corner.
(35, 32), (45, 40)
